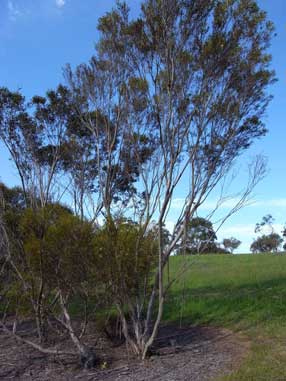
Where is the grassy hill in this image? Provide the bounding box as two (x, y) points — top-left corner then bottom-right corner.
(165, 254), (286, 380)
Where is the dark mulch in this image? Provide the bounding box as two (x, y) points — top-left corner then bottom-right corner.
(0, 321), (249, 380)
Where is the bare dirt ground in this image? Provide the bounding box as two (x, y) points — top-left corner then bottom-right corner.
(0, 322), (249, 381)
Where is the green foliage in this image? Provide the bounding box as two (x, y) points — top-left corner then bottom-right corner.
(251, 214), (283, 253)
(255, 214), (275, 234)
(250, 233), (283, 253)
(22, 206), (94, 285)
(222, 237), (241, 253)
(93, 219), (157, 302)
(2, 204), (96, 319)
(179, 217), (219, 254)
(0, 182), (26, 210)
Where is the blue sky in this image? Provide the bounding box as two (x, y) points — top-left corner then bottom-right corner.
(0, 0), (285, 252)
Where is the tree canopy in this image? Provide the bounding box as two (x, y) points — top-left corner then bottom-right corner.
(181, 217), (218, 254)
(251, 233), (283, 253)
(222, 237), (241, 253)
(251, 215), (283, 253)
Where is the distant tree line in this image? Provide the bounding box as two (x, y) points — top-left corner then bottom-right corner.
(176, 216), (241, 254)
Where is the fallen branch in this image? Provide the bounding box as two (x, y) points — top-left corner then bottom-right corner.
(0, 322), (77, 357)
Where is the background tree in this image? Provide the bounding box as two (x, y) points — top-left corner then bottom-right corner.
(251, 215), (282, 253)
(0, 183), (26, 211)
(255, 214), (275, 234)
(282, 226), (286, 251)
(181, 217), (218, 254)
(250, 233), (283, 253)
(0, 86), (71, 208)
(222, 237), (241, 253)
(149, 222), (171, 249)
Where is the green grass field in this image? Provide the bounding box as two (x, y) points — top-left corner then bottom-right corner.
(165, 254), (286, 380)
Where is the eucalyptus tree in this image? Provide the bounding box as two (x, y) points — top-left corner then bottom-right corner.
(222, 237), (241, 253)
(251, 214), (282, 253)
(0, 84), (102, 366)
(66, 0), (275, 358)
(185, 217), (218, 254)
(0, 86), (72, 208)
(250, 233), (283, 253)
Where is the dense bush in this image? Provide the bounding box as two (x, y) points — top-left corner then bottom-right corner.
(93, 219), (157, 304)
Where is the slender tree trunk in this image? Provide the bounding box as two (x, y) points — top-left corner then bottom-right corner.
(59, 292), (97, 368)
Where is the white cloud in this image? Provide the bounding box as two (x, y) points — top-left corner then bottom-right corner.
(170, 197), (249, 212)
(7, 0), (22, 21)
(199, 198), (244, 211)
(170, 198), (185, 210)
(55, 0), (66, 8)
(252, 199), (286, 208)
(165, 220), (175, 234)
(6, 0), (68, 23)
(218, 223), (284, 238)
(170, 197), (286, 212)
(218, 224), (255, 238)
